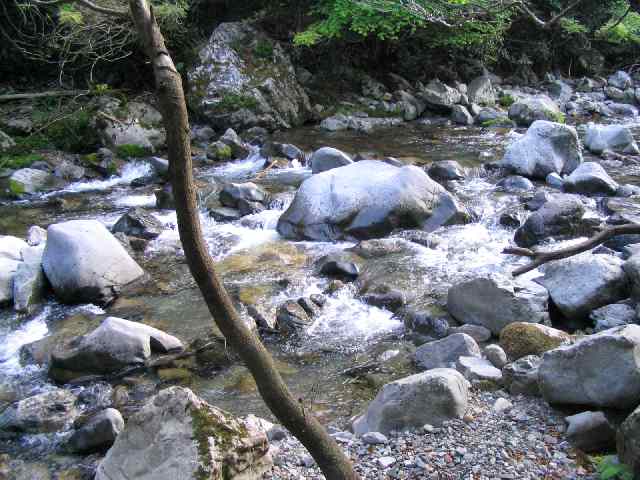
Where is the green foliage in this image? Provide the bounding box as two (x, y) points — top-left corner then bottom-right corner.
(213, 93), (258, 113)
(293, 0), (513, 64)
(2, 135), (50, 156)
(8, 179), (25, 196)
(595, 456), (634, 480)
(597, 12), (640, 45)
(45, 109), (100, 154)
(499, 94), (515, 108)
(545, 109), (566, 124)
(254, 40), (274, 59)
(116, 144), (150, 158)
(559, 18), (588, 35)
(0, 153), (43, 170)
(58, 3), (83, 26)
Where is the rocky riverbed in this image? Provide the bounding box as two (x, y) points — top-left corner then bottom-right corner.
(2, 66), (640, 479)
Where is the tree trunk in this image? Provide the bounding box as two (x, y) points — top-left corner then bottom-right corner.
(127, 1), (360, 478)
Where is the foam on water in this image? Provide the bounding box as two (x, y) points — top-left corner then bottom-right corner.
(60, 161), (153, 193)
(305, 287), (402, 351)
(0, 308), (49, 376)
(114, 194), (156, 208)
(210, 150), (267, 180)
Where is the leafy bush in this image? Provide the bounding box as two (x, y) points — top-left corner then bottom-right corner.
(254, 40), (274, 59)
(0, 153), (43, 170)
(45, 109), (100, 153)
(595, 455), (634, 480)
(116, 144), (150, 158)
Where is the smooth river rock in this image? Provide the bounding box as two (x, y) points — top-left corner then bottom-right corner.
(538, 325), (640, 408)
(42, 220), (144, 304)
(446, 274), (548, 335)
(500, 121), (582, 179)
(353, 369), (469, 435)
(277, 160), (467, 241)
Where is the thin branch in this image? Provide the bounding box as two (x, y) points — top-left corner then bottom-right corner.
(503, 223), (640, 276)
(0, 90), (88, 102)
(26, 0), (128, 16)
(515, 0), (585, 29)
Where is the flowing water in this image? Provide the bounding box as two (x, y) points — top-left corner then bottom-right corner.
(1, 119), (640, 468)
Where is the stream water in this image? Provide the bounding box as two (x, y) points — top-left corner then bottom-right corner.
(1, 118), (640, 472)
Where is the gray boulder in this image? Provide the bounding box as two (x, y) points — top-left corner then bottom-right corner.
(467, 76), (495, 106)
(590, 303), (636, 332)
(0, 129), (15, 151)
(310, 147), (353, 174)
(584, 123), (640, 155)
(501, 121), (582, 179)
(618, 405), (640, 477)
(456, 356), (502, 383)
(219, 128), (251, 159)
(539, 253), (628, 320)
(508, 95), (562, 127)
(97, 101), (165, 152)
(0, 258), (19, 305)
(420, 79), (462, 112)
(484, 345), (508, 369)
(608, 70), (633, 90)
(451, 105), (473, 125)
(0, 388), (79, 433)
(50, 317), (183, 380)
(563, 162), (619, 196)
(428, 160), (465, 182)
(68, 408), (124, 453)
(276, 300), (313, 335)
(188, 22), (312, 131)
(352, 369), (469, 435)
(548, 80), (573, 103)
(497, 175), (534, 192)
(277, 160), (467, 241)
(446, 274), (548, 335)
(112, 208), (163, 240)
(414, 333), (481, 371)
(514, 195), (586, 248)
(219, 182), (269, 208)
(8, 168), (54, 195)
(0, 235), (28, 260)
(95, 387), (272, 480)
(565, 411), (616, 452)
(476, 108), (513, 127)
(43, 220), (145, 304)
(13, 245), (45, 313)
(538, 325), (640, 408)
(502, 355), (541, 396)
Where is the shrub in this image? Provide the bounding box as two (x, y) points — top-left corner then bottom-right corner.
(116, 144), (150, 158)
(0, 153), (43, 170)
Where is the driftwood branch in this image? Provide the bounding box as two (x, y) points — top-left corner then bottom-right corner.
(503, 223), (640, 276)
(0, 90), (88, 102)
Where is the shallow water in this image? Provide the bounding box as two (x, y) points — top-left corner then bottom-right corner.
(1, 116), (639, 468)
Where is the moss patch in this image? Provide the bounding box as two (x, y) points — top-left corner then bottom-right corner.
(545, 110), (566, 124)
(498, 94), (516, 108)
(116, 144), (150, 158)
(191, 405), (247, 480)
(500, 322), (569, 360)
(212, 94), (258, 114)
(8, 179), (25, 196)
(0, 153), (43, 170)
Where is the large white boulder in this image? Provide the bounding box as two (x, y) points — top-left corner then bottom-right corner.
(277, 160), (467, 241)
(42, 220), (144, 304)
(500, 121), (582, 179)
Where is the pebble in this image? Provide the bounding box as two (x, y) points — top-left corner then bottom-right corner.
(263, 389), (598, 479)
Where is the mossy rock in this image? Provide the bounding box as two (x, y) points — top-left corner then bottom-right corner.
(499, 322), (570, 360)
(158, 367), (193, 383)
(498, 94), (516, 108)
